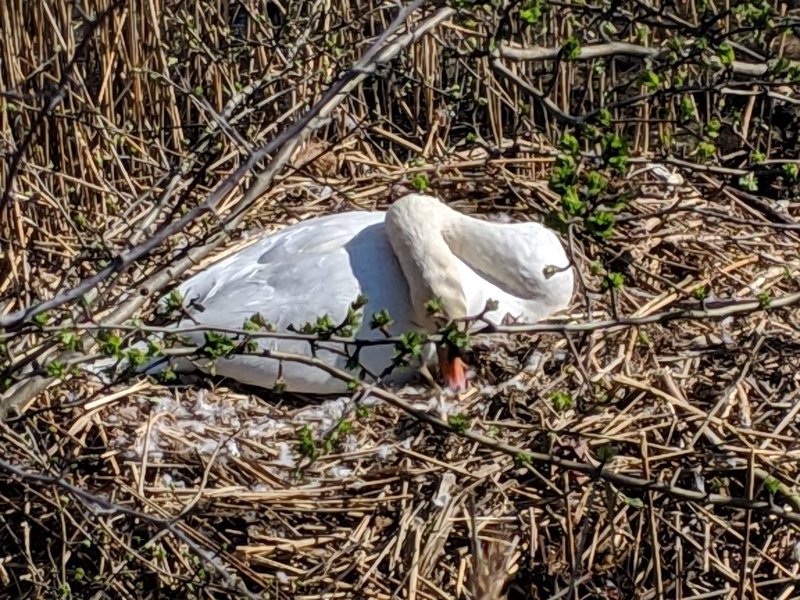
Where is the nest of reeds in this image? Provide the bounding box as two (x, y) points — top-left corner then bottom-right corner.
(2, 1), (800, 598)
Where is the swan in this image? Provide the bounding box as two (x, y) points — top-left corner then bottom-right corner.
(137, 193), (574, 394)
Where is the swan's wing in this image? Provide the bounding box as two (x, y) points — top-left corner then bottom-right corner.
(156, 211), (420, 393)
(176, 211), (386, 333)
(455, 222), (573, 325)
(455, 259), (531, 324)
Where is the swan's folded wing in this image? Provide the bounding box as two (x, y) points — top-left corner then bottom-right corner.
(174, 211), (385, 337)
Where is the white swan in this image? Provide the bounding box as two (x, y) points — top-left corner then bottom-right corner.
(146, 193), (574, 394)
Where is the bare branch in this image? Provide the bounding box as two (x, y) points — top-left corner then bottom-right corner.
(498, 41), (798, 77)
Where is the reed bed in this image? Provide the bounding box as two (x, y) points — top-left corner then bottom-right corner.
(1, 0), (800, 598)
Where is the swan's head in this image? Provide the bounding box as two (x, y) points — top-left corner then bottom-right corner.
(385, 193), (573, 391)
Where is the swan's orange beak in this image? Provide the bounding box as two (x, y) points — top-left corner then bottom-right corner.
(438, 346), (468, 392)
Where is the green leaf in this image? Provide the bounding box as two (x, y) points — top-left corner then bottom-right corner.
(640, 70), (660, 90)
(734, 0), (772, 28)
(695, 141), (716, 161)
(738, 172), (758, 191)
(393, 331), (428, 366)
(425, 297), (445, 317)
(323, 419), (354, 453)
(300, 314), (337, 338)
(201, 331), (236, 359)
(692, 285), (708, 301)
(448, 413), (470, 433)
(561, 187), (585, 216)
(782, 162), (799, 181)
(598, 108), (612, 127)
(242, 313), (271, 332)
(370, 308), (394, 330)
(443, 322), (470, 350)
(757, 291), (771, 308)
(679, 95), (695, 122)
(705, 119), (721, 138)
(341, 302), (364, 335)
(273, 377), (287, 394)
(624, 495), (644, 509)
(125, 347), (148, 368)
(515, 452), (533, 465)
(764, 476), (781, 495)
(31, 311), (50, 327)
(351, 294), (368, 311)
(586, 211), (615, 239)
(57, 330), (80, 351)
(562, 37), (581, 61)
(550, 390), (573, 412)
(559, 132), (580, 156)
(296, 425), (317, 459)
(717, 42), (735, 66)
(584, 171), (608, 197)
(519, 0), (544, 24)
(164, 289), (184, 314)
(98, 330), (124, 357)
(46, 361), (68, 378)
(601, 271), (625, 291)
(601, 133), (629, 173)
(410, 173), (430, 192)
(549, 153), (578, 194)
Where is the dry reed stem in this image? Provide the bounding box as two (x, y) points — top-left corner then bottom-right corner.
(2, 1), (800, 599)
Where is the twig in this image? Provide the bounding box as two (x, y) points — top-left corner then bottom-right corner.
(0, 456), (261, 598)
(490, 57), (581, 126)
(498, 41), (798, 77)
(9, 289), (799, 348)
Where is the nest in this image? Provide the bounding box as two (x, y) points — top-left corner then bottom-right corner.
(2, 1), (800, 599)
(3, 156), (799, 599)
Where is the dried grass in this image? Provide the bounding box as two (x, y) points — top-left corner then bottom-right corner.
(2, 1), (800, 599)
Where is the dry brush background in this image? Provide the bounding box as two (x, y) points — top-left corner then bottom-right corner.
(2, 0), (800, 598)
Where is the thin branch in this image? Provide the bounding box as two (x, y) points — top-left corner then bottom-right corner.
(0, 456), (260, 598)
(498, 41), (798, 77)
(12, 289), (795, 345)
(490, 57), (581, 125)
(0, 2), (457, 414)
(486, 290), (800, 336)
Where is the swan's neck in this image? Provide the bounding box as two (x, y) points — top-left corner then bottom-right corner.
(384, 196), (468, 326)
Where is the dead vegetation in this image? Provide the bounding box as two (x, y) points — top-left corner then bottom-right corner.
(2, 0), (800, 598)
